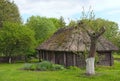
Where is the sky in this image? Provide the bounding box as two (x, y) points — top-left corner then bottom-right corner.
(13, 0), (120, 28)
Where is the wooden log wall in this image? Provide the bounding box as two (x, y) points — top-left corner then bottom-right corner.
(55, 52), (64, 65)
(38, 50), (113, 67)
(39, 51), (86, 67)
(66, 52), (74, 67)
(97, 52), (113, 66)
(75, 53), (86, 67)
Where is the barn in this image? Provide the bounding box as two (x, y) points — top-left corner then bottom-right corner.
(36, 26), (118, 67)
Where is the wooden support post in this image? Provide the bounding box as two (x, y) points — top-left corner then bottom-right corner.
(110, 52), (112, 66)
(52, 52), (55, 63)
(64, 53), (66, 66)
(38, 51), (41, 62)
(73, 54), (76, 66)
(46, 51), (49, 61)
(43, 51), (44, 60)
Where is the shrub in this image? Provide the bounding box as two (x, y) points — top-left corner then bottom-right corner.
(36, 61), (53, 71)
(22, 61), (65, 71)
(52, 64), (64, 71)
(23, 63), (33, 70)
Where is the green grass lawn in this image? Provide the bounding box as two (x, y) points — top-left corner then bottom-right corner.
(0, 61), (120, 81)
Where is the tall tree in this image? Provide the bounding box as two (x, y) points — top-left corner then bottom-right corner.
(0, 0), (21, 27)
(49, 18), (61, 29)
(79, 22), (105, 75)
(78, 9), (106, 75)
(26, 16), (57, 44)
(0, 22), (36, 63)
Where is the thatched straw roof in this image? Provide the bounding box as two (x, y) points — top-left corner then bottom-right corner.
(36, 26), (118, 52)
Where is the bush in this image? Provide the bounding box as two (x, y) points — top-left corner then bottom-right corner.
(22, 61), (65, 71)
(23, 63), (35, 70)
(36, 61), (53, 71)
(52, 64), (64, 71)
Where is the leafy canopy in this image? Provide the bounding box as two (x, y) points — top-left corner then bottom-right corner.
(0, 0), (21, 27)
(26, 16), (57, 44)
(0, 22), (36, 57)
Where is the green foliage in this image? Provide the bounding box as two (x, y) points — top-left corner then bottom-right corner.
(0, 0), (21, 27)
(67, 66), (80, 70)
(0, 22), (36, 62)
(26, 16), (57, 44)
(80, 18), (119, 47)
(22, 61), (65, 71)
(80, 9), (119, 45)
(52, 64), (65, 70)
(59, 16), (66, 27)
(113, 53), (120, 59)
(23, 63), (34, 70)
(36, 61), (53, 71)
(68, 20), (77, 27)
(49, 17), (63, 29)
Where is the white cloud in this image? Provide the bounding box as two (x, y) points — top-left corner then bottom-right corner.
(15, 0), (79, 16)
(14, 0), (120, 28)
(14, 0), (120, 16)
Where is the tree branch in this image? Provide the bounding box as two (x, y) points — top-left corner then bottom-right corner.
(96, 26), (106, 38)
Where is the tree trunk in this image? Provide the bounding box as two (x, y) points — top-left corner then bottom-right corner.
(86, 38), (97, 75)
(24, 55), (28, 63)
(9, 57), (12, 64)
(86, 57), (95, 75)
(78, 22), (106, 75)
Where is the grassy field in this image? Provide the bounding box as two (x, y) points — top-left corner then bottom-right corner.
(0, 61), (120, 81)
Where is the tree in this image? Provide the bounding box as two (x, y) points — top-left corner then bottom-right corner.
(68, 20), (77, 27)
(49, 18), (61, 29)
(79, 22), (105, 75)
(0, 22), (36, 63)
(78, 9), (106, 75)
(26, 16), (57, 44)
(49, 17), (66, 29)
(59, 16), (66, 28)
(80, 18), (119, 48)
(0, 0), (21, 27)
(95, 19), (119, 46)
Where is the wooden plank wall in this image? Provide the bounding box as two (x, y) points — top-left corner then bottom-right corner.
(97, 52), (112, 66)
(39, 51), (86, 67)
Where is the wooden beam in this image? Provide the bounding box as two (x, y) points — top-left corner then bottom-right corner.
(109, 52), (112, 66)
(52, 52), (55, 63)
(73, 54), (76, 66)
(64, 53), (66, 66)
(46, 51), (49, 61)
(38, 50), (41, 62)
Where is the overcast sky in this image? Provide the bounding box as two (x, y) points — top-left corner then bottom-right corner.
(14, 0), (120, 27)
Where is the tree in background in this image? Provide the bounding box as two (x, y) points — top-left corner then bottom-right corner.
(59, 16), (66, 28)
(0, 0), (21, 27)
(49, 16), (66, 29)
(26, 16), (57, 44)
(81, 18), (119, 48)
(0, 22), (36, 63)
(68, 19), (77, 27)
(49, 18), (61, 29)
(68, 17), (120, 48)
